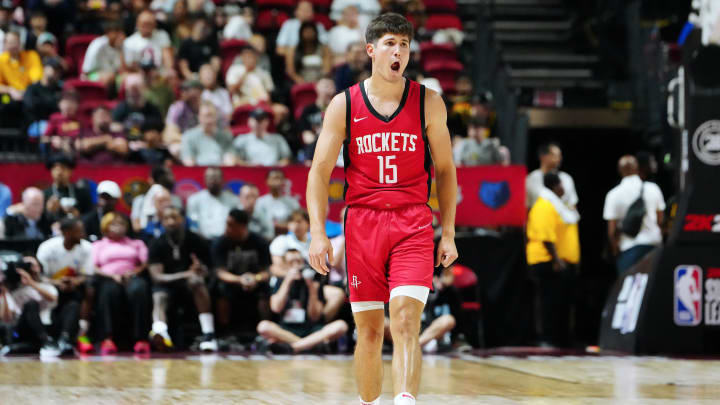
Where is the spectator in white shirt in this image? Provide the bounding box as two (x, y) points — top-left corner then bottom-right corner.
(199, 63), (231, 124)
(124, 10), (175, 75)
(603, 155), (666, 273)
(186, 167), (240, 239)
(233, 108), (292, 167)
(327, 5), (363, 65)
(329, 0), (380, 33)
(222, 6), (253, 41)
(81, 22), (126, 89)
(238, 183), (274, 241)
(255, 169), (300, 236)
(526, 142), (578, 208)
(225, 44), (274, 107)
(275, 0), (328, 57)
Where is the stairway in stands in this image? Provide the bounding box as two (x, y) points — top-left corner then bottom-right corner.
(486, 0), (606, 108)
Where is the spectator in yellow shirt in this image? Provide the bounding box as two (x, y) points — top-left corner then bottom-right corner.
(0, 30), (43, 97)
(526, 172), (580, 347)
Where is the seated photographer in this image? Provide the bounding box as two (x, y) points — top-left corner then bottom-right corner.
(91, 213), (151, 355)
(36, 217), (94, 354)
(211, 209), (271, 338)
(0, 255), (62, 357)
(148, 206), (217, 352)
(384, 267), (459, 353)
(256, 249), (348, 354)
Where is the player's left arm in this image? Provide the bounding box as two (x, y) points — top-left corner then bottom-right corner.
(425, 88), (459, 268)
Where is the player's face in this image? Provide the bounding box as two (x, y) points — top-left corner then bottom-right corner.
(368, 33), (410, 82)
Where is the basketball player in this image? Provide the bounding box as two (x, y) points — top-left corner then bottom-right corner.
(306, 13), (458, 405)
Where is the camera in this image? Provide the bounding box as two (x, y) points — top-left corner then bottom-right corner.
(1, 261), (29, 292)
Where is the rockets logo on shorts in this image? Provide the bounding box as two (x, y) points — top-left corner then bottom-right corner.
(351, 275), (362, 289)
(674, 265), (703, 326)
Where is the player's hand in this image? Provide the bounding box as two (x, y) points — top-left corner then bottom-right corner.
(308, 235), (333, 276)
(435, 236), (458, 268)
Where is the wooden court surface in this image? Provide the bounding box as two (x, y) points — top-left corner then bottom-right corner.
(0, 353), (719, 404)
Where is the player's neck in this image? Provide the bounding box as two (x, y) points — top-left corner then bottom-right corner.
(366, 75), (405, 101)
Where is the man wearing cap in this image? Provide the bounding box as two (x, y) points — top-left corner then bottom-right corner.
(232, 108), (291, 167)
(82, 181), (122, 242)
(36, 32), (68, 73)
(42, 89), (82, 156)
(164, 79), (203, 157)
(76, 106), (129, 165)
(180, 101), (234, 166)
(82, 21), (126, 88)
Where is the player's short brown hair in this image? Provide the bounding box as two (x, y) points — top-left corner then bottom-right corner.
(365, 13), (414, 44)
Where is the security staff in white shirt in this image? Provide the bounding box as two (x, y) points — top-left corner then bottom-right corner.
(526, 143), (578, 208)
(603, 155), (666, 273)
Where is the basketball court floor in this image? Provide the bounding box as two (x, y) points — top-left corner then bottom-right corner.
(1, 350), (718, 404)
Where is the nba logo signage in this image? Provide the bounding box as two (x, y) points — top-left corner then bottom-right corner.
(674, 265), (703, 326)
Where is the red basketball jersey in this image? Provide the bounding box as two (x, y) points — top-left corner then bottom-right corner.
(343, 79), (431, 209)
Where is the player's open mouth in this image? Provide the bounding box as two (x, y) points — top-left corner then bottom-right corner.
(391, 62), (400, 71)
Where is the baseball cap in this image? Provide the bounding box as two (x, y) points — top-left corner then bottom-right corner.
(96, 180), (121, 199)
(37, 32), (57, 45)
(250, 108), (270, 120)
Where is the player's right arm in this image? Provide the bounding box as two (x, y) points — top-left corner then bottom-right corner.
(306, 92), (346, 275)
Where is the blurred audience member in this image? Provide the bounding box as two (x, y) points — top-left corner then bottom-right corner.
(212, 209), (271, 336)
(82, 21), (127, 89)
(123, 10), (174, 75)
(187, 167), (240, 239)
(603, 155), (665, 273)
(128, 119), (176, 166)
(3, 187), (52, 240)
(453, 117), (505, 166)
(334, 41), (370, 91)
(82, 180), (121, 242)
(0, 31), (41, 127)
(233, 108), (291, 167)
(178, 17), (220, 80)
(75, 106), (129, 165)
(42, 90), (82, 156)
(25, 11), (47, 51)
(255, 169), (300, 235)
(269, 209), (311, 272)
(636, 150), (658, 181)
(23, 58), (62, 137)
(526, 143), (578, 209)
(163, 79), (202, 156)
(148, 206), (217, 351)
(285, 22), (331, 84)
(276, 1), (327, 57)
(296, 78), (335, 164)
(526, 172), (579, 347)
(257, 249), (348, 354)
(91, 212), (151, 355)
(35, 32), (68, 73)
(43, 154), (94, 220)
(238, 183), (274, 242)
(36, 217), (93, 353)
(222, 5), (253, 41)
(225, 44), (274, 107)
(330, 0), (380, 31)
(199, 63), (231, 124)
(180, 101), (234, 166)
(327, 5), (363, 64)
(130, 165), (180, 233)
(112, 73), (164, 142)
(141, 186), (174, 240)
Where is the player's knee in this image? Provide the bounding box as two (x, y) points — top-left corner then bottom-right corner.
(390, 306), (421, 337)
(257, 320), (273, 335)
(357, 324), (384, 346)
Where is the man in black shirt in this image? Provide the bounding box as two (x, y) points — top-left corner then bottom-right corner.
(23, 59), (62, 132)
(211, 208), (271, 336)
(43, 154), (94, 221)
(148, 206), (217, 351)
(256, 249), (348, 354)
(178, 18), (220, 80)
(111, 74), (163, 141)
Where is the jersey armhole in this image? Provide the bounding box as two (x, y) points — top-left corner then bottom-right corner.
(342, 88), (351, 199)
(419, 84), (427, 138)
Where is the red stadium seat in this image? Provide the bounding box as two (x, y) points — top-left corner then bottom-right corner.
(425, 14), (463, 31)
(291, 83), (317, 119)
(255, 9), (290, 31)
(423, 0), (458, 13)
(64, 34), (99, 77)
(420, 42), (458, 72)
(314, 13), (334, 30)
(219, 39), (249, 78)
(64, 79), (108, 101)
(425, 60), (464, 93)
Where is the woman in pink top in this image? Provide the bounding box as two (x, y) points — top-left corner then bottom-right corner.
(91, 212), (151, 354)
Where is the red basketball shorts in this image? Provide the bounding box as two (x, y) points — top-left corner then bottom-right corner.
(344, 204), (434, 303)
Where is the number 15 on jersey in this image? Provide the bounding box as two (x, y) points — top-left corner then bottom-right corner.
(377, 155), (397, 184)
